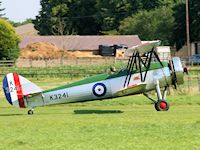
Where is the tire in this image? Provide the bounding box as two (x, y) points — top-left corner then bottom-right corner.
(155, 100), (170, 111)
(28, 110), (34, 115)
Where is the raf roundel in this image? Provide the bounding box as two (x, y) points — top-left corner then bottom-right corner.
(92, 83), (107, 97)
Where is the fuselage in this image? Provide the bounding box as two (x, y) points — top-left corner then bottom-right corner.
(24, 62), (172, 108)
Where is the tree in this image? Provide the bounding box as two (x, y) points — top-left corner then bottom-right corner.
(96, 0), (135, 32)
(33, 0), (54, 35)
(0, 19), (20, 60)
(10, 18), (33, 27)
(34, 0), (180, 35)
(34, 0), (100, 35)
(118, 7), (174, 45)
(96, 0), (178, 34)
(173, 0), (200, 50)
(71, 0), (101, 35)
(0, 1), (5, 17)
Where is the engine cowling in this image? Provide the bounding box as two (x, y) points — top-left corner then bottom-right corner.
(169, 57), (184, 87)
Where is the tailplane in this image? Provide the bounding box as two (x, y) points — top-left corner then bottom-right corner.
(2, 73), (43, 108)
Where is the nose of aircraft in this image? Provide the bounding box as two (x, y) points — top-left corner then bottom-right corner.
(170, 57), (184, 86)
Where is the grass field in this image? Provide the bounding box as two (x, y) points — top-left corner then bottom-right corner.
(0, 77), (200, 150)
(0, 62), (126, 78)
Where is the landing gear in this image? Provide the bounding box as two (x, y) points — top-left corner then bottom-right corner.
(144, 80), (170, 111)
(28, 108), (34, 115)
(155, 100), (170, 111)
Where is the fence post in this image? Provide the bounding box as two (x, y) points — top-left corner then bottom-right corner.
(104, 57), (107, 64)
(60, 57), (64, 67)
(198, 77), (200, 92)
(45, 59), (48, 67)
(90, 58), (92, 64)
(14, 60), (17, 68)
(76, 58), (78, 65)
(29, 59), (32, 67)
(187, 76), (191, 92)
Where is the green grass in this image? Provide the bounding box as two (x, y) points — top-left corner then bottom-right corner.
(0, 104), (200, 149)
(0, 62), (126, 78)
(0, 77), (200, 149)
(1, 64), (200, 78)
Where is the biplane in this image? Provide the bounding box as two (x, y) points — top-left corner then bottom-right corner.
(3, 41), (184, 115)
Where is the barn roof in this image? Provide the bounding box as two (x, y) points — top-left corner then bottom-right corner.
(20, 35), (141, 50)
(15, 23), (38, 37)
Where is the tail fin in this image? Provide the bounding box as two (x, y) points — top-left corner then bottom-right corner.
(2, 73), (43, 108)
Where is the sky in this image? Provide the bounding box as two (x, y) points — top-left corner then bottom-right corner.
(1, 0), (41, 22)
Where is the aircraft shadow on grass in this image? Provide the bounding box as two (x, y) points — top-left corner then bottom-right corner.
(0, 114), (24, 116)
(73, 109), (123, 114)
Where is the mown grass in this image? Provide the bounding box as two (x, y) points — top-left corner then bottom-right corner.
(0, 77), (200, 149)
(0, 62), (126, 78)
(0, 104), (200, 149)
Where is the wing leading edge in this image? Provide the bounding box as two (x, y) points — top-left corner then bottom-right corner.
(125, 40), (161, 57)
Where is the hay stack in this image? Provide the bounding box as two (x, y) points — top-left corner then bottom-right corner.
(20, 42), (101, 59)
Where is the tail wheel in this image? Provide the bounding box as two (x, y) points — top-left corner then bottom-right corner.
(155, 100), (170, 111)
(28, 109), (34, 115)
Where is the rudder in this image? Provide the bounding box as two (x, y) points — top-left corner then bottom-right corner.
(2, 73), (43, 108)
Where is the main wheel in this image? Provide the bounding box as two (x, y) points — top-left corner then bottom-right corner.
(155, 100), (170, 111)
(28, 109), (34, 115)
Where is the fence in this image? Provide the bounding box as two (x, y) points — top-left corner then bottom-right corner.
(172, 75), (200, 94)
(0, 59), (199, 94)
(181, 57), (200, 66)
(0, 60), (15, 67)
(1, 57), (200, 68)
(0, 68), (107, 78)
(14, 57), (120, 67)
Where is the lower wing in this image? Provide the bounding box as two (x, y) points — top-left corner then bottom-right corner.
(114, 83), (146, 97)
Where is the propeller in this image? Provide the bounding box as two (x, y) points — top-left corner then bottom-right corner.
(169, 60), (177, 89)
(168, 57), (185, 90)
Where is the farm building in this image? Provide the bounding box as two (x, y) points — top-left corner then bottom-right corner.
(175, 42), (200, 58)
(19, 35), (142, 56)
(155, 46), (171, 61)
(15, 23), (38, 37)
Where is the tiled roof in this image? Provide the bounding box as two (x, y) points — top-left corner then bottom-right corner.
(15, 23), (38, 37)
(20, 35), (141, 50)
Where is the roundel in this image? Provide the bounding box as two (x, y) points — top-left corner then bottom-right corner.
(92, 83), (107, 97)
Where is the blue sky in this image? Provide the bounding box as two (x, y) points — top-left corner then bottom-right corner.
(1, 0), (41, 22)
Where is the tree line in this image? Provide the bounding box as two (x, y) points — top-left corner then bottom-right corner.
(34, 0), (178, 36)
(1, 0), (200, 61)
(0, 1), (20, 60)
(33, 0), (200, 50)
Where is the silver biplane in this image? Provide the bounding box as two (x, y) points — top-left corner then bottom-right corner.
(3, 41), (184, 114)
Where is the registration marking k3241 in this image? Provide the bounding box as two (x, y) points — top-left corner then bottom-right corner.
(49, 92), (69, 101)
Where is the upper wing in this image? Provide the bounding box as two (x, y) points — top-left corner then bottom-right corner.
(114, 83), (146, 97)
(125, 40), (161, 57)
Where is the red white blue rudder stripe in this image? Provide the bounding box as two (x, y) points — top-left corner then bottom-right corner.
(3, 73), (24, 108)
(2, 73), (43, 108)
(3, 74), (12, 105)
